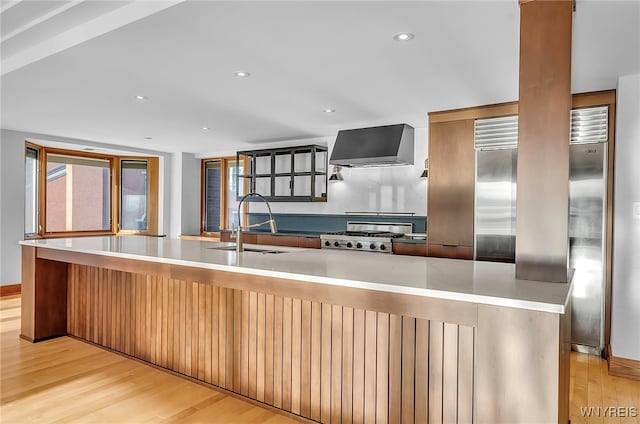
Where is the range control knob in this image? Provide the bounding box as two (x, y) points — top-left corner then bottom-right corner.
(380, 244), (386, 251)
(356, 242), (363, 249)
(369, 243), (376, 250)
(346, 242), (353, 248)
(334, 241), (340, 247)
(324, 241), (331, 247)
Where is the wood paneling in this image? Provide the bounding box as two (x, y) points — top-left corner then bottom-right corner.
(428, 101), (519, 123)
(388, 314), (402, 424)
(442, 323), (459, 424)
(364, 310), (377, 423)
(427, 119), (475, 250)
(341, 306), (353, 423)
(415, 319), (429, 424)
(516, 0), (573, 282)
(401, 317), (416, 424)
(65, 263), (477, 423)
(20, 247), (35, 341)
(20, 246), (67, 342)
(3, 294), (632, 424)
(476, 304), (566, 424)
(428, 321), (444, 424)
(427, 90), (613, 125)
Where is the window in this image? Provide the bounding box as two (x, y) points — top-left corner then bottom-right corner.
(120, 160), (149, 231)
(24, 146), (39, 237)
(203, 160), (222, 232)
(45, 153), (111, 233)
(202, 158), (245, 235)
(225, 159), (243, 229)
(24, 143), (159, 237)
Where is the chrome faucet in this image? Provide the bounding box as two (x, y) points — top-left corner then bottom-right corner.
(234, 192), (278, 253)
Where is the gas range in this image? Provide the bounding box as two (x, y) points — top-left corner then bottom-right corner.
(320, 222), (413, 254)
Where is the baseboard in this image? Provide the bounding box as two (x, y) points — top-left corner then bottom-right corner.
(0, 283), (21, 297)
(607, 344), (640, 381)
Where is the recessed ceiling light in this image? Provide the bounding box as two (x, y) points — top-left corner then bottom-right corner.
(144, 136), (153, 140)
(323, 108), (336, 113)
(234, 71), (251, 77)
(202, 127), (210, 131)
(135, 95), (148, 100)
(393, 32), (414, 41)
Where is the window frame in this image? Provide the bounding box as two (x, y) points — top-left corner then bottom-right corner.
(116, 157), (159, 235)
(24, 143), (41, 239)
(41, 147), (116, 237)
(25, 143), (159, 238)
(200, 156), (247, 237)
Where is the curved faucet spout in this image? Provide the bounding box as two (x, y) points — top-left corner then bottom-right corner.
(235, 192), (278, 253)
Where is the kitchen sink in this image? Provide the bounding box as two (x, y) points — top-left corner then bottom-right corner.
(208, 245), (286, 254)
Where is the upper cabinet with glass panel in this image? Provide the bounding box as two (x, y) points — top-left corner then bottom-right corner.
(236, 145), (328, 202)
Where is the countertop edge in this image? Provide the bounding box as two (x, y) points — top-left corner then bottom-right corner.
(20, 240), (567, 314)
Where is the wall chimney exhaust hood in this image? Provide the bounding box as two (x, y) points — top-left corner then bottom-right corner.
(329, 124), (414, 167)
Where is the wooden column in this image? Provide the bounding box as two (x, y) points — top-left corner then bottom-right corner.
(20, 245), (68, 342)
(516, 0), (573, 282)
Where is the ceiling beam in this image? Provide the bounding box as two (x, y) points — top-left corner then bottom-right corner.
(0, 0), (22, 14)
(1, 1), (84, 43)
(1, 0), (185, 76)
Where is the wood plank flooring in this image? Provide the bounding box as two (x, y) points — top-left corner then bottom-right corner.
(1, 295), (298, 424)
(570, 347), (640, 424)
(1, 294), (639, 423)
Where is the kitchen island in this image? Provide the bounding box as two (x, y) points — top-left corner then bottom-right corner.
(20, 236), (572, 424)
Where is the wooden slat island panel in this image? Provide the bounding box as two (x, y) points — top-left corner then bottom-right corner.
(66, 262), (476, 423)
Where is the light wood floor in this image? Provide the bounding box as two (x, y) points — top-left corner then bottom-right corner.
(2, 294), (639, 424)
(1, 295), (298, 423)
(570, 345), (640, 424)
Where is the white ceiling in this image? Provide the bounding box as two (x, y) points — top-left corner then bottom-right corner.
(1, 0), (639, 154)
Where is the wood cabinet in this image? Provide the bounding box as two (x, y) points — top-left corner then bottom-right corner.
(255, 234), (300, 247)
(220, 231), (257, 244)
(392, 241), (427, 257)
(220, 231), (321, 249)
(427, 119), (475, 259)
(298, 236), (322, 249)
(427, 244), (473, 260)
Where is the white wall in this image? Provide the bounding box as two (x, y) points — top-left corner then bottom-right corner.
(180, 153), (201, 236)
(0, 129), (172, 286)
(610, 74), (640, 361)
(168, 152), (201, 237)
(0, 131), (24, 286)
(229, 128), (428, 216)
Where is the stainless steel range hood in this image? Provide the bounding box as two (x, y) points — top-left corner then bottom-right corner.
(329, 124), (414, 167)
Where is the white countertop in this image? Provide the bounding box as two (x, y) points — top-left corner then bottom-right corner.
(20, 236), (572, 314)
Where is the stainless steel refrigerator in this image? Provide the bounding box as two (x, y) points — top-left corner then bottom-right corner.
(474, 107), (608, 354)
